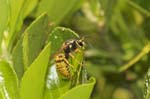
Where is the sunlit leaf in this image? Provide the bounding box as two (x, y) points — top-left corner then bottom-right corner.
(12, 13), (51, 79)
(0, 0), (9, 53)
(6, 0), (40, 51)
(20, 43), (51, 99)
(0, 60), (19, 99)
(23, 13), (51, 69)
(36, 0), (84, 24)
(22, 0), (38, 18)
(58, 77), (96, 99)
(6, 0), (24, 50)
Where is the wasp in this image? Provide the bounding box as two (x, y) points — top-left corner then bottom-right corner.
(55, 38), (85, 79)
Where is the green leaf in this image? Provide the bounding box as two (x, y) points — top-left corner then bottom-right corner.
(12, 13), (51, 79)
(21, 0), (38, 18)
(0, 0), (9, 53)
(6, 0), (39, 51)
(47, 27), (79, 56)
(36, 0), (84, 24)
(12, 37), (24, 80)
(6, 0), (24, 50)
(0, 60), (19, 99)
(23, 13), (51, 69)
(20, 42), (51, 99)
(58, 77), (96, 99)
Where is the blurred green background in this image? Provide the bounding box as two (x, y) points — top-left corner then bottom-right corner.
(60, 0), (150, 99)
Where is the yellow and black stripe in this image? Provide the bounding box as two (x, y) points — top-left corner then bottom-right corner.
(55, 54), (71, 79)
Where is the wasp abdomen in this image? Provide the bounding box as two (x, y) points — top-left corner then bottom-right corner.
(55, 54), (71, 79)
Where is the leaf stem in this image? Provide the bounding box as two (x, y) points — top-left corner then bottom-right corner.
(119, 42), (150, 72)
(127, 0), (150, 17)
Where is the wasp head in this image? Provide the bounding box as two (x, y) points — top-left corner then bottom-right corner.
(76, 37), (85, 48)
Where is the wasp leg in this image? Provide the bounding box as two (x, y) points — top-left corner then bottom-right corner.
(63, 57), (76, 72)
(74, 48), (81, 53)
(68, 53), (75, 59)
(68, 53), (83, 67)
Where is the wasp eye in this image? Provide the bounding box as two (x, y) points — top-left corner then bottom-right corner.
(78, 41), (84, 47)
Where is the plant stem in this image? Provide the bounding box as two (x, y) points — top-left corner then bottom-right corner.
(119, 42), (150, 72)
(127, 0), (150, 17)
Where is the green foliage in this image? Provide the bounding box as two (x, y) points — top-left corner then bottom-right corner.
(0, 2), (95, 97)
(12, 36), (24, 80)
(6, 0), (24, 50)
(0, 0), (8, 53)
(20, 43), (51, 99)
(21, 0), (38, 18)
(36, 0), (84, 24)
(6, 0), (40, 51)
(22, 13), (50, 69)
(119, 42), (150, 72)
(0, 60), (19, 99)
(59, 77), (95, 99)
(1, 0), (150, 99)
(12, 13), (51, 79)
